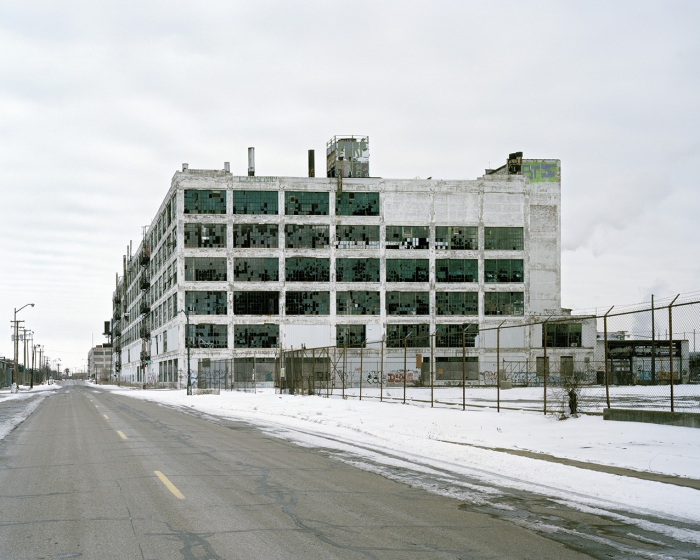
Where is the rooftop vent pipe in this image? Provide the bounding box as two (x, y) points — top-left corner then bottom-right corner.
(224, 162), (230, 172)
(308, 150), (315, 177)
(248, 147), (255, 176)
(182, 163), (189, 171)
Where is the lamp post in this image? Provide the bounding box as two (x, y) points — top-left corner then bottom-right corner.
(12, 303), (34, 393)
(178, 308), (192, 395)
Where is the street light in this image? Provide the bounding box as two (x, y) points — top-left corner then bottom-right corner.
(177, 308), (192, 395)
(12, 303), (34, 393)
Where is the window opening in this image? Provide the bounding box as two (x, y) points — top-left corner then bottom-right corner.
(484, 292), (524, 315)
(285, 258), (330, 282)
(285, 224), (329, 249)
(435, 259), (477, 283)
(484, 227), (524, 250)
(386, 226), (429, 250)
(386, 259), (429, 282)
(234, 258), (279, 282)
(386, 292), (429, 316)
(336, 291), (380, 315)
(435, 226), (477, 250)
(335, 259), (380, 282)
(335, 225), (380, 249)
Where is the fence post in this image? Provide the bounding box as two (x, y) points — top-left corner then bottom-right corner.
(543, 321), (548, 415)
(343, 345), (347, 399)
(651, 294), (656, 384)
(299, 347), (303, 394)
(430, 331), (434, 408)
(669, 295), (679, 412)
(497, 321), (505, 413)
(604, 306), (614, 410)
(403, 335), (408, 405)
(253, 354), (256, 394)
(462, 329), (466, 411)
(312, 348), (316, 396)
(359, 343), (363, 401)
(380, 336), (384, 403)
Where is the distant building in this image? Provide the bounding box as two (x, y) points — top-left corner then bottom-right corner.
(88, 345), (112, 382)
(110, 139), (595, 387)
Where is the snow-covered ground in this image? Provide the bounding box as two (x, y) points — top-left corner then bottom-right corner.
(0, 383), (62, 440)
(105, 385), (700, 526)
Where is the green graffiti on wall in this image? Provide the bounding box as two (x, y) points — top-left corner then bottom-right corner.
(522, 160), (559, 183)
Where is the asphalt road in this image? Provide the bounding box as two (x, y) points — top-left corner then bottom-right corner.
(0, 383), (697, 560)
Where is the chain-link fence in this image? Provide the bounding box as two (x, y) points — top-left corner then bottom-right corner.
(273, 297), (700, 416)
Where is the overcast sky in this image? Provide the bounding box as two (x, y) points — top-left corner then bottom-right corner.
(1, 1), (699, 370)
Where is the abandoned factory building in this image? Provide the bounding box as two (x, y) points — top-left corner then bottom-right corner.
(110, 137), (594, 386)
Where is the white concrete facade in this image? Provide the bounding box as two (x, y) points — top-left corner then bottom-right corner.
(112, 156), (596, 387)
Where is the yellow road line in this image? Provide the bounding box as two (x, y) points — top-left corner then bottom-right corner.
(154, 471), (185, 499)
(103, 414), (109, 419)
(117, 431), (127, 440)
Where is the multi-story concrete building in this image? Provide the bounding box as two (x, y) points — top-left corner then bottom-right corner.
(111, 138), (595, 387)
(88, 344), (113, 382)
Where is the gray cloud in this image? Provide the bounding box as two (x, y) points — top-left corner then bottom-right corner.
(1, 0), (699, 368)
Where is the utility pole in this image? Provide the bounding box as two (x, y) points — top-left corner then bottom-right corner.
(11, 303), (34, 392)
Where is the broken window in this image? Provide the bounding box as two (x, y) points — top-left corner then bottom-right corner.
(484, 292), (524, 315)
(185, 291), (228, 315)
(543, 323), (582, 348)
(386, 324), (430, 348)
(184, 224), (227, 248)
(285, 291), (330, 315)
(234, 258), (279, 282)
(285, 224), (330, 249)
(435, 292), (478, 315)
(484, 259), (524, 283)
(185, 257), (227, 282)
(435, 259), (477, 283)
(285, 258), (330, 282)
(335, 192), (380, 216)
(335, 258), (380, 282)
(186, 324), (228, 348)
(232, 224), (278, 248)
(386, 292), (430, 316)
(385, 226), (430, 250)
(184, 190), (226, 215)
(386, 259), (429, 282)
(285, 192), (329, 215)
(484, 227), (524, 250)
(336, 291), (380, 315)
(335, 225), (380, 249)
(233, 291), (279, 315)
(232, 190), (278, 215)
(336, 325), (367, 347)
(435, 226), (478, 250)
(435, 324), (479, 347)
(234, 324), (279, 348)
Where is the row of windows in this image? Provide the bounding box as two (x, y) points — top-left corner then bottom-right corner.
(183, 291), (524, 316)
(180, 323), (581, 349)
(183, 323), (479, 349)
(184, 257), (523, 283)
(184, 190), (381, 217)
(183, 224), (524, 251)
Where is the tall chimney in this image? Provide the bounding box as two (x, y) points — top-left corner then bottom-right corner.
(308, 150), (315, 177)
(224, 162), (230, 172)
(248, 147), (255, 176)
(182, 163), (189, 171)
